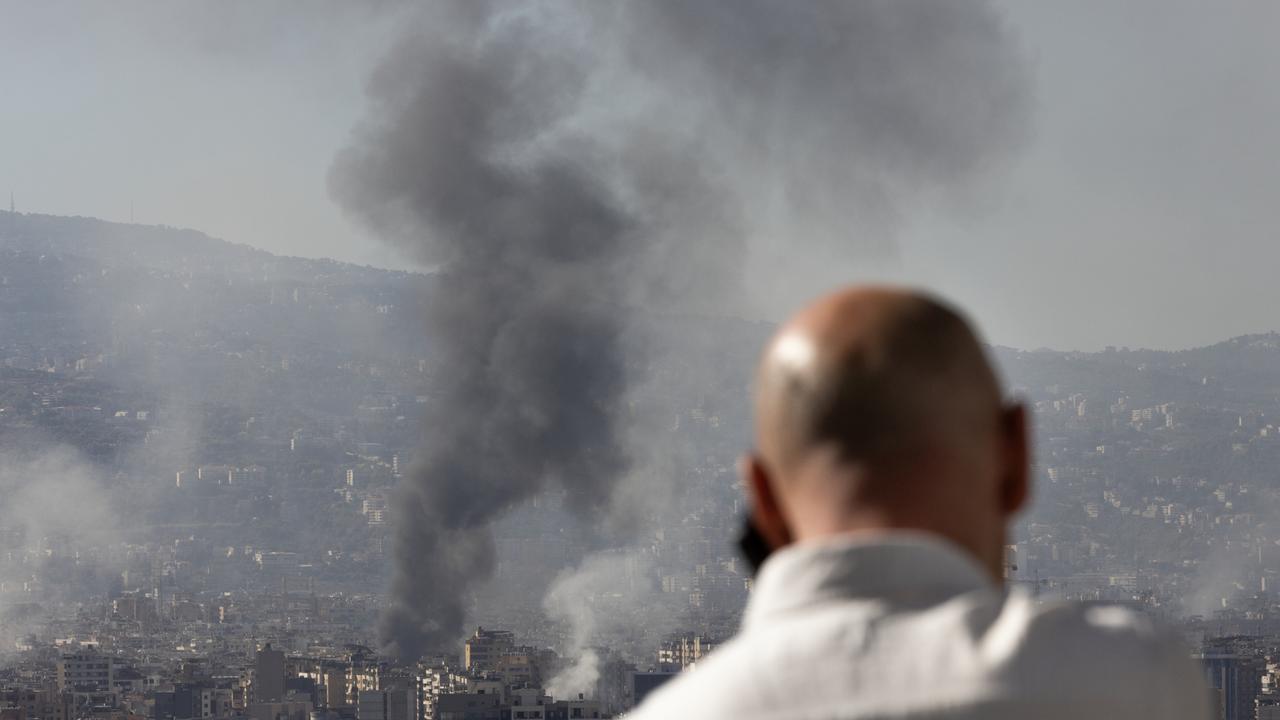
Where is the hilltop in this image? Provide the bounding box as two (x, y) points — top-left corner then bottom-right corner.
(0, 210), (411, 284)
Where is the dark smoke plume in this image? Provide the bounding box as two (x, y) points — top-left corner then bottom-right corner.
(331, 0), (1029, 659)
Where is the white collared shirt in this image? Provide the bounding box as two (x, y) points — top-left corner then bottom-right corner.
(629, 532), (1208, 719)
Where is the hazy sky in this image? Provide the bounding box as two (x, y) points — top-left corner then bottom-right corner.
(1, 1), (1277, 352)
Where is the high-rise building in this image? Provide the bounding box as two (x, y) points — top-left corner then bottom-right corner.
(656, 634), (718, 672)
(255, 645), (286, 703)
(629, 672), (677, 711)
(434, 694), (500, 720)
(463, 629), (515, 674)
(1199, 650), (1263, 720)
(417, 664), (465, 720)
(356, 689), (413, 720)
(57, 650), (115, 693)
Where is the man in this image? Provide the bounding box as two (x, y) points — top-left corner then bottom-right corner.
(630, 287), (1207, 719)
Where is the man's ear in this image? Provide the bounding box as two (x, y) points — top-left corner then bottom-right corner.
(741, 454), (793, 551)
(999, 403), (1030, 516)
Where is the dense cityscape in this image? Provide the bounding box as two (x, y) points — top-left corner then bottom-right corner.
(0, 210), (1277, 719)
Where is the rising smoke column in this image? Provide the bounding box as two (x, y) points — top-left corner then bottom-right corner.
(331, 4), (638, 660)
(331, 0), (1029, 660)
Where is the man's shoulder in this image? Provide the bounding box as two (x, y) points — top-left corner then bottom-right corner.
(1000, 590), (1186, 661)
(628, 591), (1207, 719)
(990, 592), (1207, 717)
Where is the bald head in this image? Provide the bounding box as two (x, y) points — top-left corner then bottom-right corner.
(757, 287), (1001, 476)
(744, 287), (1028, 581)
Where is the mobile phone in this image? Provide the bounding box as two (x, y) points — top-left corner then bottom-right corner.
(737, 516), (773, 576)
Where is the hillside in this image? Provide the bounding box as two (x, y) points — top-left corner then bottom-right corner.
(0, 210), (403, 283)
(1, 210), (1280, 622)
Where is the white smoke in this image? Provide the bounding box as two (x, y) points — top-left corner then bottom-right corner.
(0, 445), (122, 553)
(543, 551), (676, 699)
(0, 445), (124, 656)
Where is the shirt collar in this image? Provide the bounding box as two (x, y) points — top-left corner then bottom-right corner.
(743, 531), (997, 630)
